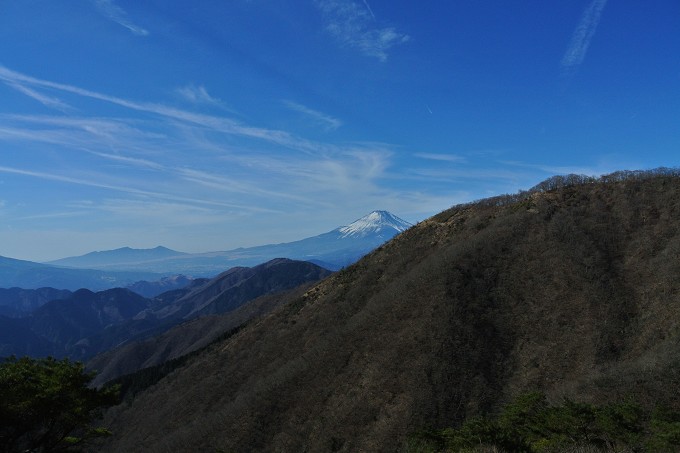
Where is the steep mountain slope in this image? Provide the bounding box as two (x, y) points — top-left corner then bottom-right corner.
(47, 211), (411, 275)
(87, 282), (316, 387)
(101, 173), (680, 452)
(84, 259), (331, 373)
(148, 258), (331, 320)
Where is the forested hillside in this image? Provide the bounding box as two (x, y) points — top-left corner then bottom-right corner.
(0, 259), (330, 362)
(100, 170), (680, 452)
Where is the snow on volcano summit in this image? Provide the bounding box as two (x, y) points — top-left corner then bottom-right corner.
(337, 210), (412, 239)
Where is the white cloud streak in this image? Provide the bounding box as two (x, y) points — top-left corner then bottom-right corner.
(315, 0), (409, 61)
(0, 115), (172, 170)
(5, 82), (72, 111)
(176, 167), (317, 205)
(361, 0), (376, 20)
(0, 165), (272, 213)
(0, 66), (328, 155)
(0, 65), (465, 252)
(92, 0), (149, 36)
(81, 150), (165, 170)
(415, 153), (466, 163)
(0, 67), (404, 215)
(561, 0), (608, 70)
(12, 210), (91, 222)
(283, 100), (343, 131)
(70, 198), (249, 227)
(176, 84), (222, 106)
(0, 112), (388, 212)
(0, 165), (150, 196)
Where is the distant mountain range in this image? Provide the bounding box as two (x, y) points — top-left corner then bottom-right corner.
(0, 287), (72, 318)
(0, 255), (165, 291)
(44, 210), (412, 277)
(125, 275), (198, 298)
(0, 259), (331, 361)
(87, 261), (328, 386)
(0, 210), (408, 291)
(48, 246), (186, 269)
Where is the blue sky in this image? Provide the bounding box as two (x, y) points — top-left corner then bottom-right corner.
(1, 0), (679, 262)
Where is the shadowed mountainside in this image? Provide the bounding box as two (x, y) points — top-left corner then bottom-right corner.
(87, 282), (317, 387)
(125, 275), (197, 298)
(147, 258), (332, 320)
(0, 287), (72, 318)
(100, 171), (680, 452)
(0, 259), (330, 362)
(12, 288), (151, 359)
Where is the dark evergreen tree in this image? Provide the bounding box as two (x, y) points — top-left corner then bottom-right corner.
(0, 356), (118, 452)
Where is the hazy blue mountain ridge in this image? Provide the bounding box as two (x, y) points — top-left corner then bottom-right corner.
(0, 287), (73, 317)
(47, 246), (186, 268)
(0, 255), (166, 291)
(126, 275), (197, 298)
(0, 259), (331, 361)
(43, 211), (412, 276)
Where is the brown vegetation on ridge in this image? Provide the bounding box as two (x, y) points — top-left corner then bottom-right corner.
(101, 171), (680, 452)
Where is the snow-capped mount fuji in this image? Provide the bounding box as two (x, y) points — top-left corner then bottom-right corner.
(0, 211), (411, 290)
(44, 211), (413, 277)
(337, 211), (411, 239)
(161, 210), (412, 273)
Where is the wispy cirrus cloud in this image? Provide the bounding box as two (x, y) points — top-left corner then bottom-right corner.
(0, 165), (154, 197)
(314, 0), (409, 61)
(0, 65), (324, 155)
(81, 150), (165, 170)
(415, 153), (466, 163)
(4, 82), (71, 111)
(12, 210), (91, 222)
(70, 198), (272, 226)
(361, 0), (376, 20)
(0, 164), (271, 213)
(0, 66), (401, 213)
(176, 167), (315, 206)
(283, 100), (343, 131)
(92, 0), (149, 36)
(0, 115), (169, 166)
(0, 114), (165, 140)
(0, 63), (481, 259)
(0, 116), (318, 208)
(176, 84), (222, 106)
(561, 0), (608, 72)
(501, 160), (612, 178)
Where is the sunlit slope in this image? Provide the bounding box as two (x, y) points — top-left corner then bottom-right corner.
(102, 172), (680, 452)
